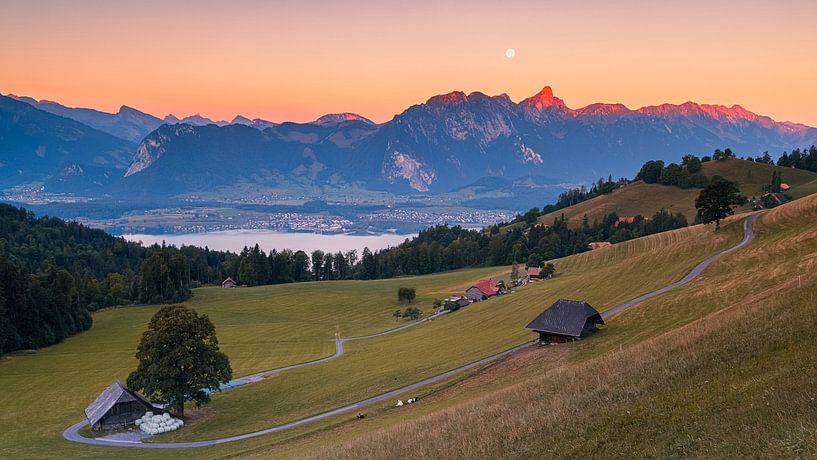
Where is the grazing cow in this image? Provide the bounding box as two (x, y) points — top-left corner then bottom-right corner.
(396, 400), (403, 407)
(356, 413), (366, 419)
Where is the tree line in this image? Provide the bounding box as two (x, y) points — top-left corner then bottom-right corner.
(0, 204), (234, 354)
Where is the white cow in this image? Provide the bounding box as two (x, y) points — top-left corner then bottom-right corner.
(396, 400), (403, 407)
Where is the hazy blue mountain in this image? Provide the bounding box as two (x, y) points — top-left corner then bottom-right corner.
(5, 87), (816, 200)
(231, 115), (278, 130)
(5, 94), (163, 142)
(313, 113), (375, 126)
(0, 95), (134, 191)
(163, 113), (230, 126)
(119, 86), (817, 198)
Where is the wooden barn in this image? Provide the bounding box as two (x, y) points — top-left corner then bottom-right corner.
(84, 381), (157, 430)
(222, 277), (238, 288)
(526, 299), (605, 344)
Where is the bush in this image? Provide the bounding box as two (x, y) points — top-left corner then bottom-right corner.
(403, 306), (422, 320)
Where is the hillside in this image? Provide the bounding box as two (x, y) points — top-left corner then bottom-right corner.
(2, 193), (816, 457)
(0, 202), (747, 457)
(537, 158), (817, 226)
(302, 194), (817, 459)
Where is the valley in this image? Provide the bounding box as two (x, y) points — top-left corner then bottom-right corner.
(1, 193), (767, 457)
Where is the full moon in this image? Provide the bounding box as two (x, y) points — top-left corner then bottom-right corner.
(505, 48), (515, 58)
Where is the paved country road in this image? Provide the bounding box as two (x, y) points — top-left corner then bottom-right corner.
(63, 214), (757, 449)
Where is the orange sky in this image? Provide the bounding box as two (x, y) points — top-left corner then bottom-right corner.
(2, 0), (816, 125)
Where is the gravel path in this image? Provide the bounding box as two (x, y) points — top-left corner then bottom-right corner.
(63, 215), (756, 448)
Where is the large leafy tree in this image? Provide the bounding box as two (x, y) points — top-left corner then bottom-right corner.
(127, 305), (232, 417)
(695, 176), (748, 230)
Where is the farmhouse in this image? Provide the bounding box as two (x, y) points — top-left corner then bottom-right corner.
(222, 277), (238, 288)
(615, 216), (636, 227)
(526, 299), (605, 344)
(588, 241), (612, 250)
(527, 266), (543, 281)
(466, 279), (500, 302)
(85, 381), (158, 431)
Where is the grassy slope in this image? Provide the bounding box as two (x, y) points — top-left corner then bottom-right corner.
(295, 194), (817, 459)
(0, 212), (743, 458)
(0, 266), (508, 458)
(537, 158), (817, 226)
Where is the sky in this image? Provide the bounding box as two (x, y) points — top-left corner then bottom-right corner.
(1, 0), (816, 125)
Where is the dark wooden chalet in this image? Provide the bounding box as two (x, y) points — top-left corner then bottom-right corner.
(85, 381), (157, 430)
(525, 299), (605, 344)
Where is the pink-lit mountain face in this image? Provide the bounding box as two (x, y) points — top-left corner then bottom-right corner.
(367, 86), (817, 191)
(3, 87), (816, 197)
(118, 86), (817, 196)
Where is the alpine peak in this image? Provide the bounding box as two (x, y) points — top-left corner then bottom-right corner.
(520, 86), (567, 111)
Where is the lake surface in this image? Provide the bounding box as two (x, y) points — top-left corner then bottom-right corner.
(122, 230), (415, 254)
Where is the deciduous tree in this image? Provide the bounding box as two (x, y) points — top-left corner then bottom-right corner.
(695, 176), (748, 230)
(127, 305), (232, 417)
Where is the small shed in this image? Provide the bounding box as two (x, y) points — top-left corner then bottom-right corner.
(527, 266), (543, 281)
(445, 295), (471, 308)
(222, 277), (238, 288)
(525, 299), (605, 344)
(466, 279), (500, 302)
(85, 381), (157, 430)
(780, 183), (791, 191)
(588, 241), (612, 250)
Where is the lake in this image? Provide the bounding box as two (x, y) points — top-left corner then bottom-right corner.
(122, 230), (415, 254)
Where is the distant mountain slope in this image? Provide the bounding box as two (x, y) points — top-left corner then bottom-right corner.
(117, 120), (381, 197)
(120, 86), (817, 198)
(536, 158), (817, 226)
(0, 95), (135, 191)
(313, 112), (375, 126)
(6, 94), (163, 142)
(163, 113), (231, 126)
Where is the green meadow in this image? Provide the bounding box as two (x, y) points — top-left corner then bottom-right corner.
(0, 207), (747, 458)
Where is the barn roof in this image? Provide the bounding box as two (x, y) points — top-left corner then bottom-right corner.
(525, 299), (604, 337)
(527, 267), (543, 277)
(468, 279), (499, 296)
(84, 381), (154, 426)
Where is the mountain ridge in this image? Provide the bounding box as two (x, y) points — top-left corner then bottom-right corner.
(119, 86), (817, 198)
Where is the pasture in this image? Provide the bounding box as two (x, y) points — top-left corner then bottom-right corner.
(292, 193), (817, 459)
(0, 210), (747, 458)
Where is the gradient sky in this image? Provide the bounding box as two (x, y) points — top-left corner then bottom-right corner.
(2, 0), (816, 125)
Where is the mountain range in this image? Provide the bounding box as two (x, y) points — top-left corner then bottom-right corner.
(2, 87), (816, 201)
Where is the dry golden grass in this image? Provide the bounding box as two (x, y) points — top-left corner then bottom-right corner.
(296, 194), (817, 459)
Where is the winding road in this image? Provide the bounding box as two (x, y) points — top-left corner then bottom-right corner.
(63, 214), (757, 449)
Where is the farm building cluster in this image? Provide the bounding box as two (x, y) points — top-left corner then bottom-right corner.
(442, 264), (557, 312)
